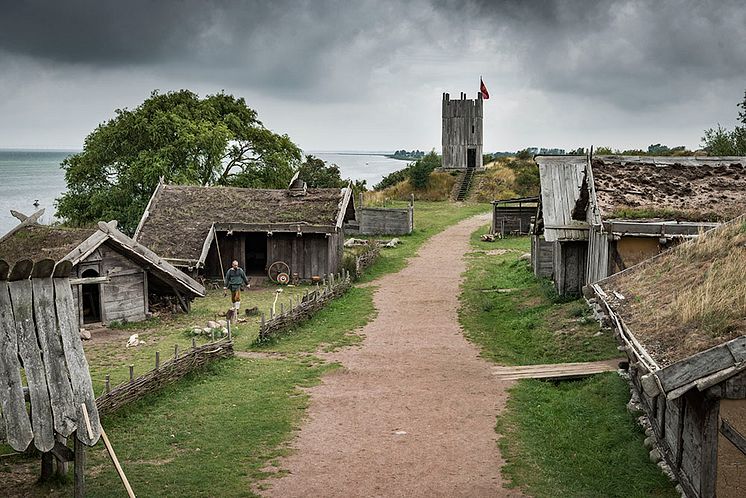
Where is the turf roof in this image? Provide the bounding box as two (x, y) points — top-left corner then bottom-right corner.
(598, 215), (746, 367)
(0, 224), (97, 265)
(136, 184), (349, 261)
(592, 157), (746, 221)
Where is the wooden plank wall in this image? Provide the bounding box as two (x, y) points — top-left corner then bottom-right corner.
(492, 206), (534, 235)
(628, 351), (721, 498)
(358, 207), (413, 235)
(99, 244), (146, 324)
(441, 93), (483, 170)
(530, 236), (554, 278)
(267, 233), (332, 281)
(585, 226), (609, 285)
(553, 241), (587, 295)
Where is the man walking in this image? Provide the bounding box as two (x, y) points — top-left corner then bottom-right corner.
(224, 260), (250, 313)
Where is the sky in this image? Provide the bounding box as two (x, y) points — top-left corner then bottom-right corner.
(0, 0), (745, 153)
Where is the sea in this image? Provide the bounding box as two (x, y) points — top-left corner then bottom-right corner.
(0, 149), (407, 235)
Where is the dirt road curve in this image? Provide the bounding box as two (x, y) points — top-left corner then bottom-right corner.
(265, 213), (523, 497)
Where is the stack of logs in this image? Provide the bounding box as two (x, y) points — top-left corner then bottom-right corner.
(257, 270), (352, 342)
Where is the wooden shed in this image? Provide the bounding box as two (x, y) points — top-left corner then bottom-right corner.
(0, 212), (205, 327)
(533, 155), (746, 295)
(588, 217), (746, 498)
(491, 196), (538, 237)
(134, 179), (355, 281)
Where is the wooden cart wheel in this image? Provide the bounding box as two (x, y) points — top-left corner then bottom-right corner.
(267, 261), (291, 283)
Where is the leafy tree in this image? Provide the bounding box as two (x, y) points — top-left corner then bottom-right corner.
(56, 90), (301, 234)
(702, 90), (746, 156)
(594, 146), (614, 155)
(408, 151), (441, 189)
(297, 155), (345, 188)
(374, 167), (410, 191)
(515, 149), (533, 160)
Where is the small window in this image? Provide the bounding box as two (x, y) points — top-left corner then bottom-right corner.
(471, 125), (475, 134)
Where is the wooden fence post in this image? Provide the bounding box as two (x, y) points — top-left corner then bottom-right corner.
(174, 344), (178, 360)
(129, 365), (134, 383)
(105, 374), (111, 394)
(155, 351), (160, 370)
(74, 432), (85, 498)
(192, 337), (196, 349)
(227, 320), (232, 341)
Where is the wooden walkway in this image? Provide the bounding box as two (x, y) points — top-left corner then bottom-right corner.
(491, 358), (624, 381)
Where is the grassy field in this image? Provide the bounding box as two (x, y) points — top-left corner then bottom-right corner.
(460, 225), (676, 497)
(1, 200), (489, 497)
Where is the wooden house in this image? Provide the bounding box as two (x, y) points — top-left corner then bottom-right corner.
(491, 196), (538, 237)
(587, 216), (746, 498)
(134, 179), (355, 281)
(533, 155), (746, 295)
(0, 211), (205, 327)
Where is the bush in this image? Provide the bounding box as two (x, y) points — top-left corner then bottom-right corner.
(408, 151), (441, 189)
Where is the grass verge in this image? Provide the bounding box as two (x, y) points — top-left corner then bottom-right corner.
(460, 224), (676, 497)
(498, 374), (677, 498)
(460, 225), (618, 365)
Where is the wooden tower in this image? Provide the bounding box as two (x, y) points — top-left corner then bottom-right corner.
(441, 92), (483, 170)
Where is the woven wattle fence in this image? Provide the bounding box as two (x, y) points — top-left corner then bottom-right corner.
(256, 270), (352, 343)
(95, 338), (234, 416)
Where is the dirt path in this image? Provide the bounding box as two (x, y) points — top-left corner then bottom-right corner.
(264, 213), (523, 497)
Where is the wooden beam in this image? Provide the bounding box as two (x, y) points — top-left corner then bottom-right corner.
(133, 177), (163, 240)
(70, 276), (110, 285)
(721, 419), (746, 456)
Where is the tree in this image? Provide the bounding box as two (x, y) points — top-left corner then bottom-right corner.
(297, 155), (346, 188)
(408, 151), (441, 189)
(702, 90), (746, 156)
(56, 90), (301, 234)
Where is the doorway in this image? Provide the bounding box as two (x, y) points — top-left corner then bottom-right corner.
(81, 268), (102, 324)
(244, 233), (268, 275)
(467, 148), (477, 169)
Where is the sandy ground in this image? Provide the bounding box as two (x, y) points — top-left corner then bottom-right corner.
(263, 213), (523, 497)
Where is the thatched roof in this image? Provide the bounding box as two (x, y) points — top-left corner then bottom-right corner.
(596, 215), (746, 367)
(0, 219), (205, 297)
(134, 183), (354, 264)
(0, 225), (96, 265)
(592, 156), (746, 221)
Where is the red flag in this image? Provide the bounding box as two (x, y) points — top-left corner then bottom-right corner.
(480, 78), (490, 99)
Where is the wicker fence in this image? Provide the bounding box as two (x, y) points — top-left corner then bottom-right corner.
(95, 338), (234, 415)
(256, 270), (352, 342)
(354, 243), (380, 277)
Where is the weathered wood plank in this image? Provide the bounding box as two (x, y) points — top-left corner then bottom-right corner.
(8, 275), (55, 452)
(720, 418), (746, 456)
(54, 276), (101, 446)
(0, 280), (34, 451)
(32, 268), (77, 437)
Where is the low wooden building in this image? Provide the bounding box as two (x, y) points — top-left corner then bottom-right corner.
(0, 211), (205, 327)
(346, 194), (414, 236)
(588, 216), (746, 498)
(533, 155), (746, 295)
(134, 179), (355, 281)
(491, 196), (538, 237)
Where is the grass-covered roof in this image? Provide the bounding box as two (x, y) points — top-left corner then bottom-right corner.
(598, 215), (746, 366)
(135, 184), (349, 261)
(592, 157), (746, 222)
(0, 224), (96, 265)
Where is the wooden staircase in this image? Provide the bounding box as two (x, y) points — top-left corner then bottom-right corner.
(454, 168), (475, 201)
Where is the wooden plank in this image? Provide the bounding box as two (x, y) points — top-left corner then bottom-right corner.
(0, 280), (34, 451)
(720, 418), (746, 456)
(32, 270), (77, 437)
(8, 275), (55, 452)
(491, 358), (622, 380)
(54, 276), (101, 446)
(656, 337), (746, 393)
(699, 398), (719, 497)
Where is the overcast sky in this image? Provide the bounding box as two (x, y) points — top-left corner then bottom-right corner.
(1, 0), (745, 152)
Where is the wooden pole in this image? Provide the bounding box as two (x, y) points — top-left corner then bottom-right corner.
(41, 452), (54, 481)
(100, 428), (136, 498)
(192, 337), (196, 349)
(227, 320), (232, 341)
(174, 344), (178, 360)
(129, 365), (134, 383)
(214, 232), (225, 282)
(105, 374), (111, 394)
(155, 351), (160, 370)
(74, 432), (85, 498)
